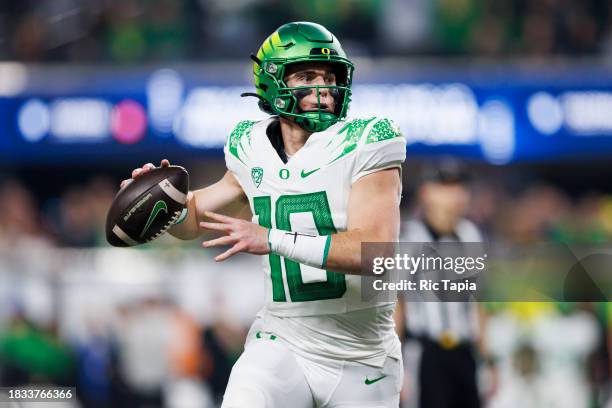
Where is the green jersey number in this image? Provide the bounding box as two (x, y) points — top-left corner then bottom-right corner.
(253, 192), (346, 302)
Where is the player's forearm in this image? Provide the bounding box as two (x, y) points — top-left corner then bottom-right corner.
(324, 229), (396, 275)
(169, 171), (251, 241)
(168, 191), (200, 240)
(267, 228), (395, 275)
(320, 168), (402, 274)
(320, 230), (362, 274)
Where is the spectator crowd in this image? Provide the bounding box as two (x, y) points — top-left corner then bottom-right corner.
(1, 0), (612, 62)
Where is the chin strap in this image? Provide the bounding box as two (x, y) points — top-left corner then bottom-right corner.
(250, 54), (262, 66)
(241, 92), (273, 113)
(240, 92), (265, 101)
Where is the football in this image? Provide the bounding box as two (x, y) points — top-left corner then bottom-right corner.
(106, 165), (189, 247)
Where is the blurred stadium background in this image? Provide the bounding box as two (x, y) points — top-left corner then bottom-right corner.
(0, 0), (611, 407)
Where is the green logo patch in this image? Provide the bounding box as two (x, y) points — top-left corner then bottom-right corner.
(300, 168), (320, 178)
(140, 200), (168, 237)
(251, 167), (264, 187)
(279, 168), (290, 180)
(364, 375), (387, 385)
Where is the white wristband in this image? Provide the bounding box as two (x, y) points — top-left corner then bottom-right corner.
(268, 228), (332, 269)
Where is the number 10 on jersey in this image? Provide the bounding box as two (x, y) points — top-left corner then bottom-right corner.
(253, 192), (346, 302)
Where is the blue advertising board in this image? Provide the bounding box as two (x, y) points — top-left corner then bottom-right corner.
(3, 63), (612, 164)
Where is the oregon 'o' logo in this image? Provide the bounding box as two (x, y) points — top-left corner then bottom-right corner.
(279, 169), (290, 179)
(321, 48), (330, 55)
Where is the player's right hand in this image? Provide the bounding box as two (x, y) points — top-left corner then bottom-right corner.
(120, 159), (170, 189)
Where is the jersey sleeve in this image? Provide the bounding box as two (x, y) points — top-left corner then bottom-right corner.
(224, 120), (257, 175)
(351, 118), (407, 183)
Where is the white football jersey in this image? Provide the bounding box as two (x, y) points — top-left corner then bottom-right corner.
(224, 115), (406, 366)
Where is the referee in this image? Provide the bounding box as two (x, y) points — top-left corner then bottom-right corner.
(396, 160), (490, 408)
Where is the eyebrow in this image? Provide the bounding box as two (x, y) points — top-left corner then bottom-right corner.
(293, 69), (335, 77)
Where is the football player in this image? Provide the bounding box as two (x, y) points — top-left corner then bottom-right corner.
(123, 22), (407, 408)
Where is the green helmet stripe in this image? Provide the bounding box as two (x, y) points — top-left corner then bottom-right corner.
(271, 31), (282, 47)
(256, 48), (265, 61)
(262, 35), (275, 55)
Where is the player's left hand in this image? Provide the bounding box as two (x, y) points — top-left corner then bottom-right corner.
(200, 211), (270, 261)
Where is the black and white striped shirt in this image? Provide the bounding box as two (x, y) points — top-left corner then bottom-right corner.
(400, 218), (482, 344)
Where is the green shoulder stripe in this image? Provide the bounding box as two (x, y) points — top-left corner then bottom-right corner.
(328, 117), (376, 163)
(227, 120), (256, 164)
(366, 118), (402, 144)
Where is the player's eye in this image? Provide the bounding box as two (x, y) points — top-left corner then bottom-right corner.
(292, 73), (310, 83)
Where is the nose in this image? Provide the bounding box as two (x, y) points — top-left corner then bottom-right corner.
(312, 78), (330, 100)
(311, 75), (326, 86)
(317, 87), (330, 101)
